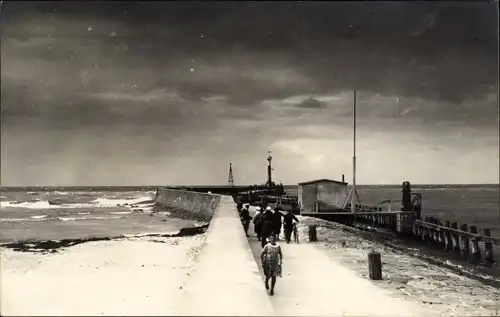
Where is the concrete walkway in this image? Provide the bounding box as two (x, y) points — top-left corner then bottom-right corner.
(175, 196), (274, 316)
(248, 209), (436, 316)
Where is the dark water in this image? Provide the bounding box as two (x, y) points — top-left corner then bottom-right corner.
(284, 184), (500, 239)
(0, 190), (198, 243)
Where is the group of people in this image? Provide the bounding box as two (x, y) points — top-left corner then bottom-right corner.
(238, 203), (299, 296)
(253, 205), (299, 245)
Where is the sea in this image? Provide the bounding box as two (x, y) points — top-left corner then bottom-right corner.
(0, 188), (199, 244)
(0, 184), (498, 252)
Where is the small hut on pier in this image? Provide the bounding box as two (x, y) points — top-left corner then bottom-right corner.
(298, 179), (348, 213)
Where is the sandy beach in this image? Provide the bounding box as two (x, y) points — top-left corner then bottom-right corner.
(0, 234), (206, 316)
(295, 216), (500, 316)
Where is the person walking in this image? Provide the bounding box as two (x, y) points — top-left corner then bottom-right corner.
(283, 210), (299, 243)
(240, 203), (252, 236)
(272, 206), (284, 241)
(260, 206), (274, 248)
(253, 206), (264, 241)
(261, 234), (283, 296)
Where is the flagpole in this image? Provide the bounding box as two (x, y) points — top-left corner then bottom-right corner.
(351, 90), (357, 213)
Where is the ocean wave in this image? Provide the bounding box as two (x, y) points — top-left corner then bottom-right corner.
(53, 191), (69, 195)
(0, 215), (125, 223)
(0, 201), (94, 209)
(0, 194), (155, 211)
(0, 218), (41, 222)
(109, 211), (132, 215)
(58, 216), (124, 222)
(92, 195), (154, 207)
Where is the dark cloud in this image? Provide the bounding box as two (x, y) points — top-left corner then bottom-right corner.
(0, 1), (498, 185)
(2, 1), (497, 106)
(294, 98), (327, 110)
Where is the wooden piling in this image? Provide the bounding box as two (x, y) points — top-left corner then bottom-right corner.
(450, 222), (460, 253)
(437, 219), (445, 245)
(421, 221), (429, 243)
(412, 219), (418, 236)
(483, 228), (494, 265)
(425, 217), (434, 243)
(443, 221), (453, 251)
(427, 217), (435, 243)
(368, 251), (383, 280)
(431, 218), (439, 243)
(468, 226), (481, 263)
(308, 225), (317, 242)
(459, 224), (470, 257)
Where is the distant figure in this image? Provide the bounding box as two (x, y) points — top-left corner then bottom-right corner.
(260, 206), (274, 248)
(236, 199), (243, 216)
(261, 234), (283, 296)
(283, 211), (299, 243)
(240, 203), (252, 236)
(253, 206), (264, 241)
(272, 206), (284, 241)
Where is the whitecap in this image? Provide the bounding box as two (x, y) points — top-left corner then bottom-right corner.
(58, 215), (123, 221)
(0, 217), (48, 222)
(92, 195), (154, 208)
(30, 215), (48, 219)
(110, 211), (132, 215)
(0, 200), (95, 209)
(0, 218), (29, 222)
(0, 201), (58, 209)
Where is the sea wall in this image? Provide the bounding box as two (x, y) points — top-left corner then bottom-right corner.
(154, 188), (221, 222)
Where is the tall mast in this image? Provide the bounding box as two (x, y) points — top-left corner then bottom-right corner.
(351, 90), (357, 213)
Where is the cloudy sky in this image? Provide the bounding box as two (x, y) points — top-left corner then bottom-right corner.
(1, 1), (498, 186)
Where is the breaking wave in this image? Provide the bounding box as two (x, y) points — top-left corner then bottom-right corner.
(0, 195), (155, 211)
(0, 215), (127, 223)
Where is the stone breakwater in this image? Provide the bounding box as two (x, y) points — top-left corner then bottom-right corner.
(154, 188), (221, 223)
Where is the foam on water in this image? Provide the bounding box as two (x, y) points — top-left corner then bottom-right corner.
(58, 216), (124, 222)
(0, 194), (155, 210)
(92, 196), (153, 207)
(0, 218), (40, 222)
(0, 215), (126, 222)
(109, 211), (133, 215)
(0, 201), (94, 209)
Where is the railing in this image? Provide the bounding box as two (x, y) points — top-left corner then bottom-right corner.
(413, 217), (498, 265)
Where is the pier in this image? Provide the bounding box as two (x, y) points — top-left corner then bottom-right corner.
(173, 192), (436, 316)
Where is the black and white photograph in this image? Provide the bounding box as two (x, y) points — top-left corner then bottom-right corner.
(0, 1), (499, 316)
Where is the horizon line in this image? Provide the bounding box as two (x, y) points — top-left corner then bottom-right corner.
(0, 183), (498, 188)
